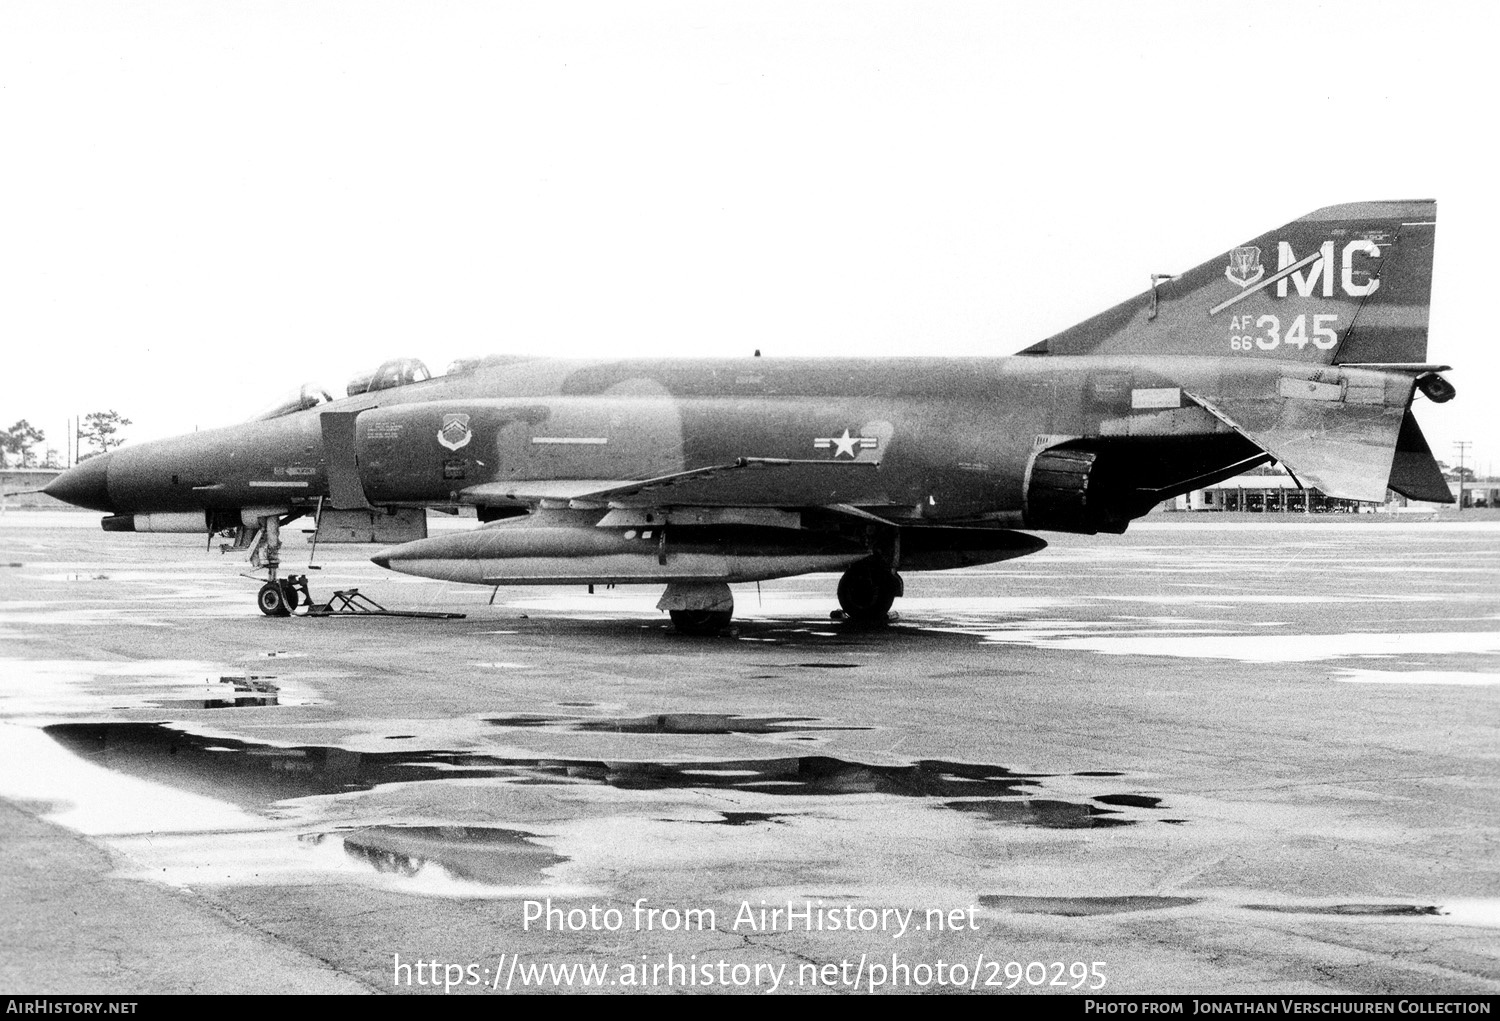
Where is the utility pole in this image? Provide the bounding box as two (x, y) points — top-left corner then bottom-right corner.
(1454, 440), (1472, 511)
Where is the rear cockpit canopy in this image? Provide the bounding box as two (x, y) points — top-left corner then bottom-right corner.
(253, 382), (335, 421)
(346, 358), (432, 397)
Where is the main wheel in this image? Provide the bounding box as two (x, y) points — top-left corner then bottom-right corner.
(669, 609), (732, 635)
(257, 582), (291, 617)
(836, 560), (901, 622)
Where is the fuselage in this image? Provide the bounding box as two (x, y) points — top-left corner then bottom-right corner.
(50, 353), (1275, 530)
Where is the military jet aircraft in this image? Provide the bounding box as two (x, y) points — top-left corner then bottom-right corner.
(44, 200), (1454, 633)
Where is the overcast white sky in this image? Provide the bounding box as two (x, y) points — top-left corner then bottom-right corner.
(1, 1), (1495, 474)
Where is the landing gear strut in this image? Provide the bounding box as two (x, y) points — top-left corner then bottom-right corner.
(836, 558), (902, 623)
(239, 512), (297, 617)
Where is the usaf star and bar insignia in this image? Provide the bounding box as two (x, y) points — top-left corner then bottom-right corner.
(814, 429), (879, 459)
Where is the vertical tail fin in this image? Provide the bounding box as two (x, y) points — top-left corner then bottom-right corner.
(1024, 200), (1435, 365)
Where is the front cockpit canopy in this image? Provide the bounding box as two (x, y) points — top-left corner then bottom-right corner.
(253, 382), (335, 421)
(346, 358), (432, 397)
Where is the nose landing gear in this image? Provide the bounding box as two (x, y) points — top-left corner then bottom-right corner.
(244, 512), (296, 616)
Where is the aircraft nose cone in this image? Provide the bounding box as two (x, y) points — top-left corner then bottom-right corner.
(371, 549), (394, 570)
(43, 453), (114, 512)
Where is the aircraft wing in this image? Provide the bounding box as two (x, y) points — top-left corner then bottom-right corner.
(458, 458), (885, 509)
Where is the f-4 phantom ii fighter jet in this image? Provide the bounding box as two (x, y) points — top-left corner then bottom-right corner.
(45, 200), (1454, 633)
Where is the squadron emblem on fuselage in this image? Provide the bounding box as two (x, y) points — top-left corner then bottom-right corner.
(1225, 246), (1264, 288)
(437, 413), (473, 451)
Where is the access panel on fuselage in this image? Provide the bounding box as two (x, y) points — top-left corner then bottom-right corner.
(354, 398), (689, 503)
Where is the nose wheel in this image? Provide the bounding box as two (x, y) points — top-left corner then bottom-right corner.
(836, 559), (902, 623)
(257, 580), (291, 617)
(257, 578), (304, 617)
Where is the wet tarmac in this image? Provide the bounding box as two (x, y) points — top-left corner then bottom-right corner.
(1, 511), (1498, 994)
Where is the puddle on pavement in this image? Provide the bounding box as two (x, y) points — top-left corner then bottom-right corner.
(1093, 794), (1163, 809)
(948, 799), (1131, 829)
(687, 812), (788, 827)
(1242, 900), (1500, 928)
(102, 823), (588, 898)
(944, 628), (1500, 663)
(41, 722), (1161, 828)
(1244, 902), (1442, 917)
(981, 895), (1201, 915)
(15, 722), (1174, 897)
(487, 712), (872, 736)
(0, 659), (320, 715)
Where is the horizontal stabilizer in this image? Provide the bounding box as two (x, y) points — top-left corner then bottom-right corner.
(1387, 411), (1454, 503)
(461, 458), (885, 508)
(1185, 388), (1406, 504)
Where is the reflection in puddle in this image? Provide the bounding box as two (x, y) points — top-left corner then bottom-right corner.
(313, 825), (567, 885)
(154, 675), (280, 709)
(0, 659), (317, 715)
(42, 722), (1161, 829)
(488, 712), (871, 736)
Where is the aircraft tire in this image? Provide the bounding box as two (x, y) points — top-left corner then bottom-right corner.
(837, 561), (900, 622)
(669, 609), (732, 635)
(257, 582), (291, 617)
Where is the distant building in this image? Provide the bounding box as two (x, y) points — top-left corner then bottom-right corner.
(1455, 480), (1499, 509)
(1160, 473), (1499, 513)
(1164, 474), (1367, 513)
(0, 467), (65, 509)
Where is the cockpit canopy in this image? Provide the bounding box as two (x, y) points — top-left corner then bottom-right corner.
(346, 358), (432, 398)
(252, 382), (335, 421)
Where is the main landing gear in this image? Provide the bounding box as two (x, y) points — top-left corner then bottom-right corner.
(656, 561), (903, 636)
(658, 581), (735, 635)
(835, 557), (903, 624)
(669, 608), (734, 635)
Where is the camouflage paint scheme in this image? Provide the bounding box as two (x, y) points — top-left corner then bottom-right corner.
(45, 201), (1452, 622)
